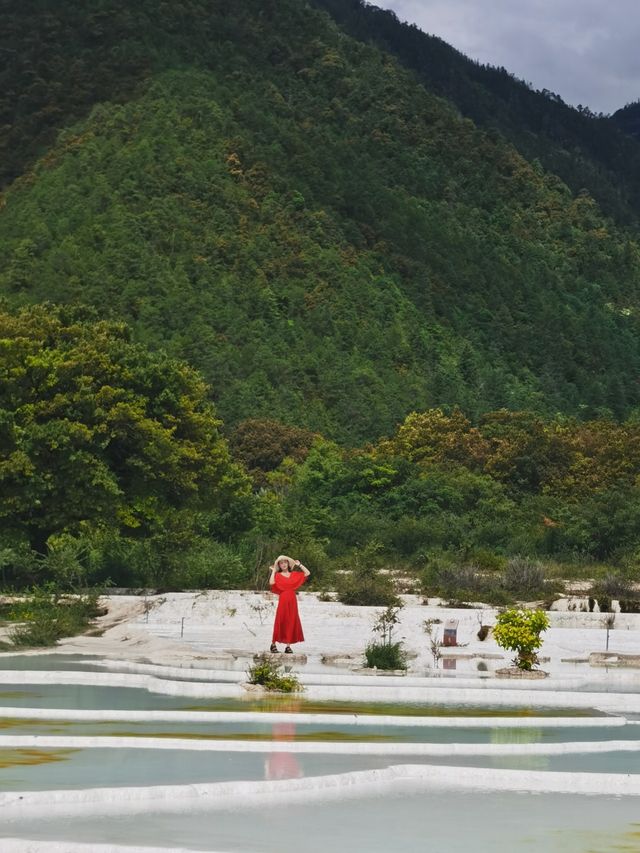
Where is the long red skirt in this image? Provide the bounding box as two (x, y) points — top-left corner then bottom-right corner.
(271, 573), (306, 644)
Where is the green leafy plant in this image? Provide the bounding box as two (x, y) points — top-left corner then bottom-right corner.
(8, 584), (103, 647)
(364, 604), (407, 671)
(247, 656), (303, 692)
(364, 642), (407, 670)
(493, 608), (550, 671)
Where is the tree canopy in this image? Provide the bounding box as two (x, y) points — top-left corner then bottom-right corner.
(0, 303), (250, 557)
(1, 1), (640, 441)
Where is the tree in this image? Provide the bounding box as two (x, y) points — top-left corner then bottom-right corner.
(229, 418), (318, 486)
(493, 608), (549, 671)
(0, 304), (250, 563)
(382, 408), (488, 469)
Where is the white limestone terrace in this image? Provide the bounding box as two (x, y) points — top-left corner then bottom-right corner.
(2, 764), (640, 823)
(2, 733), (640, 758)
(1, 588), (639, 850)
(2, 668), (640, 714)
(3, 590), (638, 674)
(4, 785), (640, 853)
(1, 590), (639, 713)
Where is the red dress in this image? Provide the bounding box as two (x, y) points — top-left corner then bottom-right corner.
(270, 572), (307, 644)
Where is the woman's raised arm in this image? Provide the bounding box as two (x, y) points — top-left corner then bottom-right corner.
(294, 560), (310, 577)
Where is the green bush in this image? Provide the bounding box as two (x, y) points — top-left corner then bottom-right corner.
(335, 542), (400, 606)
(493, 608), (549, 671)
(247, 656), (303, 692)
(364, 641), (407, 670)
(363, 604), (407, 670)
(468, 549), (507, 573)
(9, 586), (103, 647)
(164, 541), (251, 590)
(421, 553), (559, 606)
(337, 569), (400, 607)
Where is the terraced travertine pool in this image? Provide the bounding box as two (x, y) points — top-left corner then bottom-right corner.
(3, 786), (640, 852)
(0, 654), (639, 852)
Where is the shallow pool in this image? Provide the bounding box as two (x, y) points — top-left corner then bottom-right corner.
(0, 683), (197, 711)
(0, 682), (605, 716)
(0, 746), (416, 791)
(0, 718), (636, 746)
(0, 654), (106, 673)
(2, 789), (639, 852)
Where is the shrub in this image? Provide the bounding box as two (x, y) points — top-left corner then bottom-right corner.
(337, 545), (400, 607)
(247, 656), (303, 692)
(363, 604), (407, 670)
(501, 557), (546, 597)
(337, 569), (400, 607)
(364, 641), (407, 670)
(164, 541), (251, 590)
(493, 608), (549, 671)
(421, 556), (478, 597)
(619, 599), (640, 613)
(422, 553), (556, 606)
(422, 559), (508, 604)
(593, 572), (633, 600)
(467, 549), (506, 572)
(477, 625), (490, 641)
(9, 586), (102, 647)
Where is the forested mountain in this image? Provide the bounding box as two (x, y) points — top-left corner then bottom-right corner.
(1, 0), (640, 444)
(613, 102), (640, 141)
(311, 0), (640, 226)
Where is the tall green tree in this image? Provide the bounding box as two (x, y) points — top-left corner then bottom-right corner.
(0, 304), (250, 556)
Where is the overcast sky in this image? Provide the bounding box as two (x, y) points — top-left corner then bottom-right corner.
(377, 0), (640, 115)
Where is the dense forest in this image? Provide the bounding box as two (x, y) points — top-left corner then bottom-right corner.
(312, 0), (640, 226)
(613, 102), (640, 141)
(1, 0), (640, 595)
(3, 0), (640, 439)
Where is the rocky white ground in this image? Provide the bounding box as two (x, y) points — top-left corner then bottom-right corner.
(3, 590), (638, 681)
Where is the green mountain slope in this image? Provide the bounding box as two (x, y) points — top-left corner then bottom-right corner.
(1, 0), (640, 442)
(311, 0), (640, 226)
(613, 102), (640, 141)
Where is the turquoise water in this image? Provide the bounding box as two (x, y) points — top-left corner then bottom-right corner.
(2, 790), (639, 852)
(0, 654), (106, 672)
(1, 745), (637, 793)
(0, 717), (637, 745)
(0, 683), (198, 711)
(0, 682), (606, 717)
(0, 747), (407, 791)
(0, 671), (637, 851)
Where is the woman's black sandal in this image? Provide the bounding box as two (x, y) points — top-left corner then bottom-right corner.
(270, 643), (279, 653)
(284, 646), (293, 653)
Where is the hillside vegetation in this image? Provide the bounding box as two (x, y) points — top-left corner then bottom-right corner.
(2, 0), (640, 442)
(313, 0), (640, 226)
(1, 0), (640, 597)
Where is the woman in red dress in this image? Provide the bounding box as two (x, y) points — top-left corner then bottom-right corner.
(269, 555), (310, 653)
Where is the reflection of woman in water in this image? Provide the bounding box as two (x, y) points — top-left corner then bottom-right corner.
(264, 722), (303, 780)
(268, 555), (310, 653)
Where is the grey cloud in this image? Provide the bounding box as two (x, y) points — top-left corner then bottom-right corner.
(379, 0), (640, 113)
